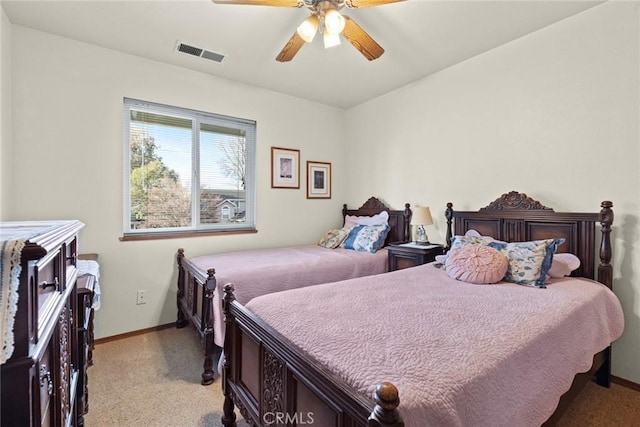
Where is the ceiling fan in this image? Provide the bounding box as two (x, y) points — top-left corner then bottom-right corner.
(212, 0), (405, 62)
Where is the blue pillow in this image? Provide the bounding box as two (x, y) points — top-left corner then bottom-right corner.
(342, 224), (391, 253)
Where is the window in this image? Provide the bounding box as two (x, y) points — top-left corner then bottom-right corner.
(123, 98), (256, 238)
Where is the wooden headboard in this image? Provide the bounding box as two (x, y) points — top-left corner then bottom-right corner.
(444, 191), (613, 288)
(342, 196), (412, 246)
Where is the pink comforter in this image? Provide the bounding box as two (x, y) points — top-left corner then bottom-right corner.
(246, 264), (625, 427)
(190, 245), (388, 347)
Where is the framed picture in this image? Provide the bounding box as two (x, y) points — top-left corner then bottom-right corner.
(271, 147), (300, 189)
(306, 161), (331, 199)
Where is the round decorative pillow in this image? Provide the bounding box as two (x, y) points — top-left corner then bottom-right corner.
(445, 244), (508, 284)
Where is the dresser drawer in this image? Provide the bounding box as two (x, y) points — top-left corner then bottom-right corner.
(38, 341), (55, 426)
(35, 250), (62, 316)
(64, 236), (77, 269)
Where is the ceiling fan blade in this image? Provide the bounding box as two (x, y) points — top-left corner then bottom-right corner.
(342, 16), (384, 61)
(276, 32), (306, 62)
(345, 0), (405, 8)
(212, 0), (302, 7)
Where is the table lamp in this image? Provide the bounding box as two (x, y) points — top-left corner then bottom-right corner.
(411, 206), (433, 245)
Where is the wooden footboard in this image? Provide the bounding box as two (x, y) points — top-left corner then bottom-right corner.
(176, 248), (220, 385)
(221, 284), (403, 427)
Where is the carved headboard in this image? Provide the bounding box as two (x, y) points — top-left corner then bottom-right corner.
(444, 191), (613, 287)
(342, 197), (412, 246)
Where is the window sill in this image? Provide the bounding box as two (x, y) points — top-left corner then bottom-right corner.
(120, 229), (258, 241)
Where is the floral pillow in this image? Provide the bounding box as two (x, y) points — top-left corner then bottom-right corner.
(448, 234), (505, 257)
(318, 228), (351, 249)
(342, 224), (391, 253)
(487, 238), (564, 288)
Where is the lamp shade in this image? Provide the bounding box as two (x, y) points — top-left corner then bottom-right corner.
(323, 31), (341, 48)
(297, 15), (319, 43)
(411, 206), (433, 226)
(324, 9), (345, 35)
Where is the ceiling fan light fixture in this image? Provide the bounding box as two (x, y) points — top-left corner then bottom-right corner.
(296, 14), (319, 43)
(324, 9), (345, 35)
(323, 31), (341, 49)
(215, 0), (393, 62)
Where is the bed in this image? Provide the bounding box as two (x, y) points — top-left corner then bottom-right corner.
(219, 191), (623, 426)
(176, 196), (412, 385)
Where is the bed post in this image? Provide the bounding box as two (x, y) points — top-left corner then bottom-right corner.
(176, 248), (188, 328)
(201, 268), (217, 385)
(445, 203), (454, 251)
(595, 200), (614, 388)
(368, 382), (404, 427)
(403, 203), (412, 242)
(598, 201), (614, 289)
(221, 284), (237, 427)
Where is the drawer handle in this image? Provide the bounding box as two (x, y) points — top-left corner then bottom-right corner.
(40, 277), (59, 291)
(40, 365), (53, 396)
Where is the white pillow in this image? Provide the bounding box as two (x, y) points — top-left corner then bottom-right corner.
(547, 253), (581, 278)
(344, 210), (389, 227)
(465, 229), (481, 238)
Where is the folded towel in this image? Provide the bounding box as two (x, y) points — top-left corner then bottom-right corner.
(77, 260), (101, 310)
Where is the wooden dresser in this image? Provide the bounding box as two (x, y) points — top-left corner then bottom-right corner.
(1, 220), (85, 427)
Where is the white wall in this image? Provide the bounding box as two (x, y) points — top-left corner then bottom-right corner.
(345, 1), (640, 384)
(9, 26), (346, 338)
(8, 0), (640, 386)
(0, 7), (11, 219)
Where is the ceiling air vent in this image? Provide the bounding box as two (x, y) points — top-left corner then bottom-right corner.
(176, 41), (225, 64)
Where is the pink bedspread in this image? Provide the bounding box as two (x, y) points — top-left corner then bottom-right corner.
(246, 264), (624, 427)
(190, 245), (388, 347)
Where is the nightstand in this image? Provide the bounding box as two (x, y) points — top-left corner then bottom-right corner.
(387, 242), (445, 271)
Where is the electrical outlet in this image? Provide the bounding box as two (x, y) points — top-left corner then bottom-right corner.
(136, 290), (147, 305)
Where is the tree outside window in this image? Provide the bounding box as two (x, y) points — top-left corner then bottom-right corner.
(124, 99), (256, 237)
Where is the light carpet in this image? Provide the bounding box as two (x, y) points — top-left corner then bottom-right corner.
(84, 327), (640, 426)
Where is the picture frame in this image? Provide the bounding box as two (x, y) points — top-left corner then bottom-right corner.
(306, 161), (331, 199)
(271, 147), (300, 189)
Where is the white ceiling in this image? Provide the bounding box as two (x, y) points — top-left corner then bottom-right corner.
(1, 0), (604, 108)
